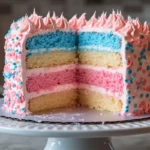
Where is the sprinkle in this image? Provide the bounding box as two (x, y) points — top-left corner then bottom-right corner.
(128, 69), (132, 74)
(134, 110), (138, 113)
(147, 65), (150, 70)
(134, 104), (137, 108)
(146, 93), (149, 98)
(127, 91), (130, 94)
(140, 94), (143, 98)
(139, 62), (142, 66)
(128, 100), (131, 104)
(21, 108), (26, 111)
(19, 81), (23, 85)
(130, 49), (134, 53)
(132, 96), (135, 99)
(138, 57), (141, 61)
(16, 94), (20, 98)
(140, 35), (144, 39)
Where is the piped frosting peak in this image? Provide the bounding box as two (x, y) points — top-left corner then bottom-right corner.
(77, 13), (87, 28)
(52, 11), (58, 21)
(94, 12), (107, 28)
(86, 12), (97, 28)
(18, 17), (36, 34)
(43, 12), (56, 30)
(29, 10), (45, 30)
(5, 10), (150, 40)
(56, 14), (69, 29)
(69, 15), (78, 30)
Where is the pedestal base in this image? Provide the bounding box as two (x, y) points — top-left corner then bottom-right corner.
(44, 138), (114, 150)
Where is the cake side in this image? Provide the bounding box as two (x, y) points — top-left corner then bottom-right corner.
(77, 11), (150, 115)
(122, 21), (150, 115)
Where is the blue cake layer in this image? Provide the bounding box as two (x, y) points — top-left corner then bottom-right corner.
(78, 31), (121, 52)
(26, 30), (77, 50)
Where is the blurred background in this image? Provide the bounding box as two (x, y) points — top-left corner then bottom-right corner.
(0, 0), (150, 92)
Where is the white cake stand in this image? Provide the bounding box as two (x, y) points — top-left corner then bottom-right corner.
(0, 117), (150, 150)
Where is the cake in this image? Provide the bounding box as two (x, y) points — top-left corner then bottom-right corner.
(3, 10), (150, 116)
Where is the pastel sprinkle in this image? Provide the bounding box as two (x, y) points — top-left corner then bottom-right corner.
(140, 94), (143, 98)
(146, 93), (149, 98)
(128, 70), (132, 74)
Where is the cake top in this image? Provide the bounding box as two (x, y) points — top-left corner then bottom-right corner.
(5, 9), (150, 41)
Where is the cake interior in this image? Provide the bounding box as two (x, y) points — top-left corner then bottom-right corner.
(26, 31), (124, 113)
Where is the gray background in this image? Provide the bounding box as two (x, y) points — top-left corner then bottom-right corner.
(1, 0), (150, 149)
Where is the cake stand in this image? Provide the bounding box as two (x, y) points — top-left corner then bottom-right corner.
(0, 117), (150, 150)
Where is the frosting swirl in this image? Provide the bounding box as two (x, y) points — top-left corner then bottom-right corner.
(69, 15), (78, 30)
(77, 13), (87, 28)
(43, 12), (56, 30)
(18, 17), (36, 34)
(29, 10), (45, 30)
(56, 14), (69, 29)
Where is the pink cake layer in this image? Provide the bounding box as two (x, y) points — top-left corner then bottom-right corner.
(26, 66), (123, 94)
(26, 68), (77, 93)
(77, 68), (123, 93)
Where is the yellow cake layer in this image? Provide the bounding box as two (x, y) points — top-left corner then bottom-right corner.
(78, 51), (122, 68)
(26, 51), (77, 69)
(78, 90), (122, 112)
(29, 90), (78, 113)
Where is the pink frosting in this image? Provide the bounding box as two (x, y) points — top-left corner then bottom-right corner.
(56, 14), (69, 29)
(69, 15), (78, 30)
(29, 10), (45, 30)
(104, 11), (118, 28)
(86, 12), (97, 28)
(94, 12), (107, 28)
(113, 17), (126, 31)
(132, 18), (143, 33)
(119, 20), (138, 39)
(143, 21), (150, 34)
(43, 12), (56, 30)
(77, 13), (87, 28)
(18, 17), (36, 34)
(52, 11), (58, 21)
